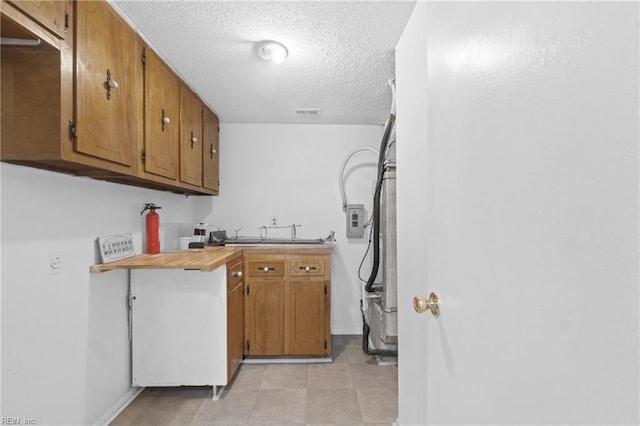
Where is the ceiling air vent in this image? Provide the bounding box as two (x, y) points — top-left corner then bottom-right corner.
(293, 108), (321, 117)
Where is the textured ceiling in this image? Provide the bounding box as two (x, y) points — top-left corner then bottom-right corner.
(112, 1), (416, 125)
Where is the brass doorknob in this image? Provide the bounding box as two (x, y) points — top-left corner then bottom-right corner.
(413, 292), (440, 317)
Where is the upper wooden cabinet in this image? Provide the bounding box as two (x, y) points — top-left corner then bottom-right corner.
(1, 0), (220, 196)
(179, 84), (203, 187)
(8, 0), (69, 39)
(143, 47), (180, 180)
(75, 0), (140, 168)
(202, 106), (220, 193)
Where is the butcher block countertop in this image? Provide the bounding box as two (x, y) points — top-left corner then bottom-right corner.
(90, 247), (243, 273)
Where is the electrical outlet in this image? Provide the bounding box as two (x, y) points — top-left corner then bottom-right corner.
(270, 217), (278, 226)
(48, 252), (64, 275)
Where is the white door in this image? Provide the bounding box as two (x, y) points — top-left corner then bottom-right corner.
(395, 2), (638, 425)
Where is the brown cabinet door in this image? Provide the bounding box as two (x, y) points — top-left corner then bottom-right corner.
(288, 281), (329, 355)
(143, 47), (179, 179)
(202, 106), (219, 192)
(227, 281), (244, 380)
(245, 279), (285, 356)
(227, 257), (244, 380)
(75, 1), (139, 167)
(179, 85), (202, 186)
(9, 0), (68, 39)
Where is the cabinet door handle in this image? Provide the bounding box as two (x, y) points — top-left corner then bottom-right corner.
(105, 69), (118, 100)
(162, 110), (170, 131)
(191, 131), (198, 148)
(233, 271), (243, 277)
(210, 144), (217, 158)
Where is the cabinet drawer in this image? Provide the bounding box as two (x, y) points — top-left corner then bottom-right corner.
(248, 259), (285, 277)
(227, 258), (243, 289)
(290, 257), (326, 277)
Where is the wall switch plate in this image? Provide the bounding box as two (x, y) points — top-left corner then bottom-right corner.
(98, 233), (135, 263)
(346, 204), (365, 238)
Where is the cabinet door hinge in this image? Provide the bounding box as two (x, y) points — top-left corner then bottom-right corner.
(246, 285), (250, 295)
(218, 126), (220, 133)
(141, 150), (146, 162)
(324, 340), (327, 350)
(324, 285), (327, 295)
(68, 120), (76, 139)
(64, 12), (69, 33)
(141, 52), (146, 66)
(246, 341), (250, 351)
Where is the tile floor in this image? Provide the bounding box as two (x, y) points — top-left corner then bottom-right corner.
(111, 335), (397, 425)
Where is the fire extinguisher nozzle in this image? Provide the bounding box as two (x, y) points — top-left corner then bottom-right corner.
(141, 203), (162, 215)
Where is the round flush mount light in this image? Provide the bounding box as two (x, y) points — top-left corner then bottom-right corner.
(256, 40), (288, 64)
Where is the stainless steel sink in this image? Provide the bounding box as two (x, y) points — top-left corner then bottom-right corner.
(223, 237), (330, 245)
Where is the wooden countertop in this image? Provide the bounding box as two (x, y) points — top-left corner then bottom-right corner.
(90, 243), (334, 273)
(90, 247), (243, 273)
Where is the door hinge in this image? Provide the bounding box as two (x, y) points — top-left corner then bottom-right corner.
(141, 150), (146, 162)
(68, 120), (76, 139)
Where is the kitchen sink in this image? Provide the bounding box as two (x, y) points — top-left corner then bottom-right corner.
(222, 237), (331, 245)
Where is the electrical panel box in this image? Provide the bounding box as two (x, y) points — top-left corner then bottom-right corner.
(346, 204), (365, 238)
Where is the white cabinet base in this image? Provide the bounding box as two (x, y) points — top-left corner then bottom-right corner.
(130, 267), (228, 392)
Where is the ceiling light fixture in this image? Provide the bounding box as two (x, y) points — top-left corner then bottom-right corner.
(257, 40), (288, 64)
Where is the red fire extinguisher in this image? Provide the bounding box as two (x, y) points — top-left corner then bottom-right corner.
(141, 203), (161, 254)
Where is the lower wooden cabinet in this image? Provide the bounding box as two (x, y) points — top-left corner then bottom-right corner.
(245, 278), (285, 355)
(288, 280), (329, 355)
(244, 249), (332, 358)
(226, 256), (244, 381)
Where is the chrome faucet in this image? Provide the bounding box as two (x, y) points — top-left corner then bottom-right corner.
(291, 224), (299, 240)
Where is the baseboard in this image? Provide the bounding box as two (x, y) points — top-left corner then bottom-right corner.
(243, 357), (331, 364)
(392, 418), (402, 426)
(97, 386), (145, 426)
(331, 329), (363, 335)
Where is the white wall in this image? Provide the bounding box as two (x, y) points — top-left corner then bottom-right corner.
(396, 1), (638, 425)
(195, 123), (384, 334)
(0, 164), (202, 425)
(0, 124), (385, 423)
